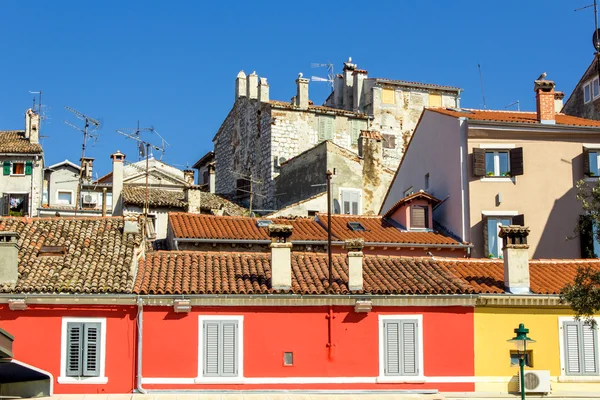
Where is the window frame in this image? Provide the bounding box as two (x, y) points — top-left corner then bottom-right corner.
(196, 315), (244, 383)
(594, 77), (600, 100)
(339, 188), (361, 215)
(482, 212), (519, 258)
(381, 87), (396, 105)
(559, 317), (600, 378)
(484, 150), (511, 177)
(585, 82), (592, 104)
(410, 205), (429, 230)
(11, 161), (25, 176)
(56, 190), (74, 205)
(378, 314), (424, 382)
(589, 150), (600, 177)
(58, 317), (107, 384)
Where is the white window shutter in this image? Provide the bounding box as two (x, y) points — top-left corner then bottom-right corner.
(384, 321), (401, 375)
(582, 323), (599, 374)
(401, 320), (419, 375)
(221, 321), (238, 376)
(66, 322), (83, 377)
(204, 321), (220, 376)
(83, 323), (101, 377)
(564, 321), (582, 375)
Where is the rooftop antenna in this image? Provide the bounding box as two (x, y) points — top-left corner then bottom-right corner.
(28, 90), (51, 138)
(504, 100), (520, 111)
(478, 64), (487, 109)
(311, 61), (335, 91)
(64, 106), (101, 215)
(116, 125), (168, 219)
(229, 169), (263, 215)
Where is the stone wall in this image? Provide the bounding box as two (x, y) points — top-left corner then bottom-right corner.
(563, 59), (600, 120)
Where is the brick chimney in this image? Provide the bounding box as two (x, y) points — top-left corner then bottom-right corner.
(345, 238), (364, 291)
(499, 225), (530, 294)
(534, 79), (556, 124)
(110, 150), (126, 216)
(268, 224), (293, 290)
(235, 70), (247, 99)
(295, 73), (309, 109)
(259, 77), (270, 103)
(25, 108), (40, 144)
(247, 71), (258, 100)
(0, 232), (19, 286)
(554, 91), (565, 114)
(183, 169), (194, 185)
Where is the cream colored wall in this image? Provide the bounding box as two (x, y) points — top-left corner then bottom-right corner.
(468, 128), (600, 259)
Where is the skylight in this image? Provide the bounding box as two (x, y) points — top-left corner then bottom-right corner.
(347, 222), (366, 231)
(257, 220), (273, 227)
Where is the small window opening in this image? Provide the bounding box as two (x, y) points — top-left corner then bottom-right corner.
(510, 350), (533, 367)
(347, 222), (366, 231)
(39, 246), (67, 256)
(257, 219), (273, 227)
(283, 352), (293, 366)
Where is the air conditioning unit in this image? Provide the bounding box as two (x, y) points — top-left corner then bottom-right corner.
(83, 194), (95, 204)
(517, 370), (550, 394)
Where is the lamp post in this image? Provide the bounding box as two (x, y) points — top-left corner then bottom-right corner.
(507, 323), (536, 400)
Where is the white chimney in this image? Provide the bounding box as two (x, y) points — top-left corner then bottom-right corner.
(235, 70), (247, 99)
(499, 225), (530, 294)
(247, 71), (258, 100)
(268, 224), (293, 290)
(183, 169), (195, 185)
(25, 109), (40, 144)
(208, 164), (216, 194)
(0, 232), (19, 286)
(295, 73), (309, 109)
(343, 58), (356, 111)
(80, 157), (94, 182)
(259, 77), (270, 103)
(345, 238), (364, 291)
(110, 150), (126, 216)
(353, 69), (368, 112)
(554, 91), (565, 114)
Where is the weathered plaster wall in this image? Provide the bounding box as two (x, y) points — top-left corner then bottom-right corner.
(0, 155), (43, 216)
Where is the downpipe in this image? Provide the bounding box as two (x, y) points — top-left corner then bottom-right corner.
(136, 297), (148, 394)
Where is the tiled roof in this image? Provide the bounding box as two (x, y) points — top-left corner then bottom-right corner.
(316, 214), (460, 245)
(190, 190), (248, 216)
(374, 78), (461, 92)
(0, 131), (43, 154)
(428, 108), (600, 128)
(269, 100), (368, 118)
(133, 252), (474, 295)
(382, 191), (442, 218)
(0, 217), (143, 294)
(169, 213), (328, 241)
(360, 130), (383, 140)
(444, 259), (599, 294)
(123, 186), (187, 208)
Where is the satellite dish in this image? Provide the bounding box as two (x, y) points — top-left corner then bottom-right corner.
(593, 29), (600, 51)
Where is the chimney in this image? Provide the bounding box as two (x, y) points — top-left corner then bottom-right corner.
(359, 131), (384, 214)
(268, 224), (293, 290)
(295, 73), (309, 109)
(208, 163), (216, 194)
(345, 238), (364, 290)
(0, 232), (19, 286)
(183, 169), (195, 185)
(534, 79), (556, 124)
(235, 70), (247, 99)
(499, 225), (530, 294)
(247, 71), (258, 100)
(554, 91), (565, 114)
(101, 188), (107, 217)
(110, 150), (126, 216)
(80, 157), (94, 181)
(25, 109), (40, 144)
(333, 74), (344, 108)
(353, 69), (368, 112)
(259, 77), (270, 103)
(343, 57), (356, 111)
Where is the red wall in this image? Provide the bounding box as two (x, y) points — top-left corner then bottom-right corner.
(0, 304), (137, 394)
(142, 305), (474, 391)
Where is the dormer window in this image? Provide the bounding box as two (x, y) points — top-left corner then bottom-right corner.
(347, 222), (366, 231)
(410, 206), (429, 229)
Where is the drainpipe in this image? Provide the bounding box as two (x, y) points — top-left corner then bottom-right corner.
(136, 297), (147, 394)
(326, 305), (335, 360)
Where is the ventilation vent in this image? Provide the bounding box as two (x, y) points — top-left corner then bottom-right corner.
(347, 222), (366, 231)
(39, 246), (67, 256)
(257, 220), (273, 228)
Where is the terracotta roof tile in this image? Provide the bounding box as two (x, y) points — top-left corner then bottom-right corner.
(429, 108), (600, 128)
(0, 131), (43, 154)
(360, 130), (383, 140)
(0, 217), (143, 294)
(123, 186), (187, 208)
(134, 252), (474, 295)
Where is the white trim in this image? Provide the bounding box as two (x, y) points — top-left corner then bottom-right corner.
(585, 82), (592, 104)
(583, 144), (600, 150)
(558, 316), (600, 378)
(58, 317), (108, 384)
(10, 359), (54, 395)
(196, 315), (244, 383)
(45, 160), (81, 171)
(10, 161), (26, 176)
(479, 177), (515, 183)
(339, 187), (362, 215)
(478, 143), (516, 149)
(378, 314), (424, 380)
(56, 189), (74, 206)
(481, 210), (519, 216)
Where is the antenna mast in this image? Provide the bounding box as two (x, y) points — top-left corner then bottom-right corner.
(311, 61), (335, 91)
(478, 64), (487, 109)
(64, 106), (101, 215)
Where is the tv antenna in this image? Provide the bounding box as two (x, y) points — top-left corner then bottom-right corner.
(117, 121), (168, 160)
(64, 106), (102, 214)
(478, 63), (487, 109)
(311, 61), (335, 91)
(116, 125), (169, 218)
(230, 170), (263, 215)
(504, 100), (520, 111)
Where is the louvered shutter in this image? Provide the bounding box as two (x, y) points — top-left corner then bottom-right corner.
(580, 215), (596, 258)
(401, 320), (419, 376)
(203, 321), (220, 376)
(66, 323), (83, 377)
(582, 323), (599, 375)
(564, 321), (582, 375)
(473, 148), (486, 176)
(584, 148), (591, 176)
(25, 161), (33, 175)
(318, 117), (327, 141)
(509, 147), (524, 176)
(221, 321), (238, 376)
(325, 116), (334, 140)
(384, 321), (401, 375)
(411, 206), (427, 229)
(83, 322), (101, 377)
(3, 161), (10, 176)
(512, 214), (525, 227)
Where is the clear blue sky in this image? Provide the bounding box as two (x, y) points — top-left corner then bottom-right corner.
(0, 0), (597, 176)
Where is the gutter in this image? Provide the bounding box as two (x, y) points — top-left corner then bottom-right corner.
(136, 297), (147, 394)
(468, 119), (600, 133)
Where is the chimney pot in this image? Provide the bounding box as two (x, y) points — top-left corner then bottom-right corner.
(110, 151), (126, 216)
(247, 72), (259, 100)
(25, 109), (40, 144)
(268, 224), (293, 290)
(499, 225), (530, 294)
(236, 70), (247, 99)
(0, 232), (19, 286)
(295, 74), (310, 109)
(345, 238), (364, 291)
(259, 77), (270, 103)
(183, 169), (195, 185)
(534, 79), (556, 124)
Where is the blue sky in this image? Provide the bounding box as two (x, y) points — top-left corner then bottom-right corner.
(0, 0), (597, 175)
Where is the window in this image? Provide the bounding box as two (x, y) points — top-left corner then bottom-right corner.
(382, 134), (396, 149)
(428, 93), (442, 107)
(283, 352), (293, 366)
(350, 119), (367, 145)
(199, 317), (243, 380)
(317, 115), (334, 141)
(585, 83), (592, 103)
(1, 193), (29, 216)
(410, 206), (429, 229)
(341, 189), (360, 215)
(403, 187), (414, 197)
(594, 78), (600, 99)
(347, 221), (366, 231)
(59, 318), (107, 383)
(510, 350), (533, 367)
(57, 191), (73, 205)
(562, 319), (599, 376)
(585, 149), (600, 177)
(379, 316), (422, 378)
(12, 162), (24, 175)
(2, 161), (32, 176)
(473, 147), (523, 178)
(382, 88), (395, 105)
(236, 178), (251, 200)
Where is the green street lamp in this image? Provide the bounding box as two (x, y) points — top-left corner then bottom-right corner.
(507, 323), (536, 400)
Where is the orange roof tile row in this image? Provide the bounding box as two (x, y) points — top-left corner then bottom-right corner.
(0, 131), (43, 154)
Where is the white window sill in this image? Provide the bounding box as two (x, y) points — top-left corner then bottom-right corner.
(10, 174), (25, 177)
(194, 376), (244, 384)
(557, 375), (600, 383)
(57, 376), (108, 384)
(585, 177), (600, 182)
(480, 177), (515, 183)
(376, 376), (426, 384)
